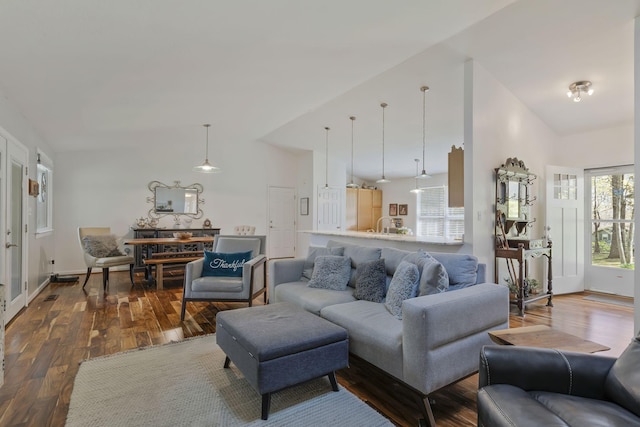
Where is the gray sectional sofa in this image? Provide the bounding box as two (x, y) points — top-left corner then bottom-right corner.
(268, 240), (509, 426)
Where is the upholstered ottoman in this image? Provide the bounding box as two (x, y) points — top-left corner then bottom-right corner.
(216, 302), (349, 420)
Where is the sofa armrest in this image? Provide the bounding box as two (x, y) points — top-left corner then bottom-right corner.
(267, 258), (305, 297)
(243, 254), (267, 292)
(402, 283), (509, 395)
(479, 345), (616, 400)
(184, 258), (205, 298)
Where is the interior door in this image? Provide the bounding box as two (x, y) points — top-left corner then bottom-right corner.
(317, 186), (342, 231)
(545, 166), (584, 295)
(4, 138), (28, 322)
(268, 187), (296, 259)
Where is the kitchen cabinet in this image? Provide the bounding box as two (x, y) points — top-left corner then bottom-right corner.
(346, 188), (382, 231)
(448, 145), (464, 207)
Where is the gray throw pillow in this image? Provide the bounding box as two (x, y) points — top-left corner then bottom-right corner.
(354, 258), (386, 303)
(403, 250), (449, 296)
(83, 235), (123, 258)
(308, 255), (352, 291)
(303, 246), (345, 279)
(384, 260), (420, 320)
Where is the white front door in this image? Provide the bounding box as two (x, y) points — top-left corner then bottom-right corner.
(2, 137), (28, 321)
(317, 186), (342, 231)
(584, 166), (635, 296)
(545, 166), (584, 295)
(268, 187), (296, 259)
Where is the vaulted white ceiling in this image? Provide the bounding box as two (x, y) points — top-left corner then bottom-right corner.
(0, 0), (637, 180)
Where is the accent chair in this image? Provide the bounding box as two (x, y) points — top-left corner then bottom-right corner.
(78, 227), (135, 291)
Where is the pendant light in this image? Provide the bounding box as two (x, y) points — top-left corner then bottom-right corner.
(410, 158), (423, 193)
(194, 124), (221, 173)
(416, 86), (431, 179)
(324, 126), (330, 188)
(346, 116), (359, 188)
(376, 102), (390, 184)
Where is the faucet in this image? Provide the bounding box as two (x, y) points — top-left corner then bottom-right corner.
(376, 216), (393, 234)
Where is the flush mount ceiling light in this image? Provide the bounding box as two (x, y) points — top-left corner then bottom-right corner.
(376, 102), (390, 184)
(346, 116), (359, 189)
(410, 158), (424, 194)
(193, 124), (221, 173)
(567, 81), (594, 103)
(324, 126), (330, 188)
(417, 86), (431, 179)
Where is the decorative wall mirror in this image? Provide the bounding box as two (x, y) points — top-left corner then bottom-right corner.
(495, 158), (536, 238)
(147, 180), (204, 220)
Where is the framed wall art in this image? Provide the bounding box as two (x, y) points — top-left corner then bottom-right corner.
(389, 203), (398, 216)
(399, 204), (408, 215)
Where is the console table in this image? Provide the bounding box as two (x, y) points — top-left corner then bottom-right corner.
(130, 227), (220, 269)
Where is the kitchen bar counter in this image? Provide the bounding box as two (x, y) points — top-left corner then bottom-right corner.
(304, 230), (465, 254)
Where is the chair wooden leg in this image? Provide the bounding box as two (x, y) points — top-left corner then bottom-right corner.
(180, 299), (187, 321)
(102, 268), (109, 291)
(82, 268), (92, 289)
(129, 264), (135, 288)
(416, 394), (436, 427)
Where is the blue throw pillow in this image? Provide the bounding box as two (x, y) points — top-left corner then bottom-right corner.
(354, 258), (387, 303)
(384, 260), (420, 320)
(307, 255), (352, 291)
(202, 251), (252, 277)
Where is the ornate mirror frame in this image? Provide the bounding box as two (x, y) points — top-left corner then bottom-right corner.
(147, 180), (205, 221)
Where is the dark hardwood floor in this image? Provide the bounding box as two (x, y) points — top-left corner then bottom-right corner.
(0, 270), (635, 427)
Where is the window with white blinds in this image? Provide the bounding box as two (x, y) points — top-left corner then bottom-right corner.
(417, 186), (464, 240)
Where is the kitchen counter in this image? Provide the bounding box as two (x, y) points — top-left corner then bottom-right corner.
(304, 230), (465, 254)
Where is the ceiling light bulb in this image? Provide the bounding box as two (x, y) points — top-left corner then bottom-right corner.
(573, 95), (581, 102)
(567, 91), (573, 98)
(587, 88), (594, 96)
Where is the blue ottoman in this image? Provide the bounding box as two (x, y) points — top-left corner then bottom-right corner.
(216, 302), (349, 420)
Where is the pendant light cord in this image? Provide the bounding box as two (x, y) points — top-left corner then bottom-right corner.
(350, 116), (355, 184)
(205, 124), (210, 161)
(381, 103), (387, 177)
(422, 89), (426, 168)
(324, 126), (330, 188)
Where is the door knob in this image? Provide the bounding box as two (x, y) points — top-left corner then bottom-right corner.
(5, 243), (17, 248)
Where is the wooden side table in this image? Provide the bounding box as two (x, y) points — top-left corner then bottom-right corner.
(489, 325), (610, 353)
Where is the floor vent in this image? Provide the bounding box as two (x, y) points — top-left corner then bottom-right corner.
(44, 294), (59, 301)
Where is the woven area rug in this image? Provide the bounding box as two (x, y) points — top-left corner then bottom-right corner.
(66, 334), (392, 427)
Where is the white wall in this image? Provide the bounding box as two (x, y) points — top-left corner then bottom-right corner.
(556, 124), (633, 168)
(0, 89), (56, 298)
(54, 138), (298, 273)
(634, 16), (639, 335)
(467, 61), (559, 284)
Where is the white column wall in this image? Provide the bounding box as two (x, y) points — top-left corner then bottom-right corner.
(467, 61), (559, 283)
(634, 16), (639, 335)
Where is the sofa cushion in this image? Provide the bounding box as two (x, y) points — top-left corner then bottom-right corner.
(353, 259), (386, 303)
(202, 250), (252, 277)
(384, 260), (420, 320)
(83, 235), (123, 258)
(273, 281), (356, 315)
(604, 336), (640, 417)
(327, 240), (381, 287)
(403, 250), (449, 295)
(320, 300), (403, 380)
(308, 255), (352, 291)
(381, 247), (413, 276)
(479, 385), (640, 427)
(192, 276), (243, 293)
(302, 246), (345, 279)
(430, 253), (479, 287)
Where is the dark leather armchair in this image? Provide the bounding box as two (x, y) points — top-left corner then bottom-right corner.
(477, 333), (640, 426)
